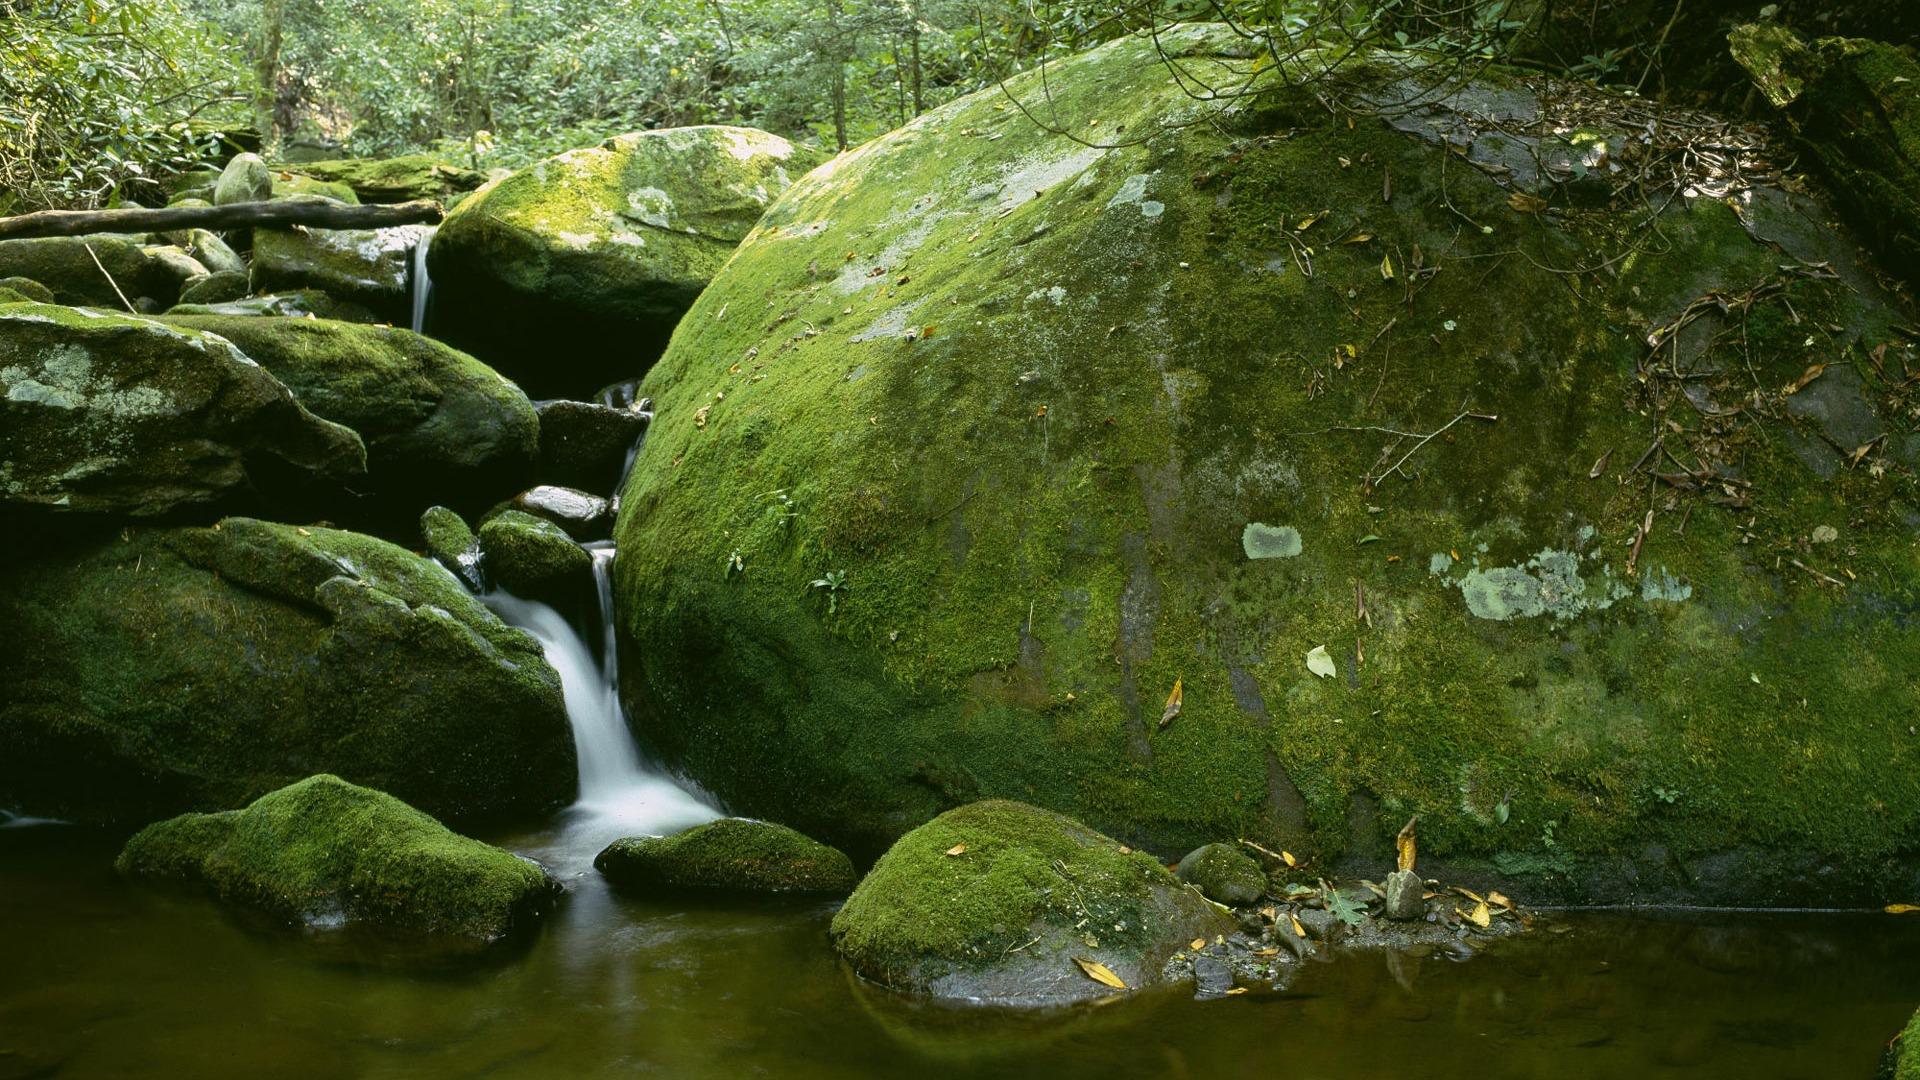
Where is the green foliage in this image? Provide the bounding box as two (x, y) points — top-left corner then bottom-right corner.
(0, 0), (252, 210)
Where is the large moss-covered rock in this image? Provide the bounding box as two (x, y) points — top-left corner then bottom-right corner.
(214, 152), (273, 206)
(285, 155), (489, 204)
(613, 27), (1920, 903)
(162, 314), (537, 502)
(427, 126), (824, 396)
(0, 302), (365, 515)
(1730, 26), (1920, 282)
(831, 800), (1232, 1003)
(1882, 1006), (1920, 1080)
(0, 235), (196, 308)
(594, 817), (857, 896)
(117, 774), (556, 942)
(0, 517), (574, 825)
(250, 219), (428, 319)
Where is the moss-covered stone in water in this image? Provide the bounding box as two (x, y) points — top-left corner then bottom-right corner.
(271, 174), (359, 204)
(0, 517), (573, 826)
(116, 774), (556, 942)
(421, 505), (479, 575)
(427, 126), (826, 396)
(830, 800), (1232, 1003)
(614, 26), (1920, 904)
(594, 818), (857, 896)
(0, 301), (365, 515)
(1174, 843), (1266, 906)
(161, 313), (537, 504)
(480, 509), (591, 598)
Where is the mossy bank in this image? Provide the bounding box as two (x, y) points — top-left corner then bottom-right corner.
(615, 26), (1920, 902)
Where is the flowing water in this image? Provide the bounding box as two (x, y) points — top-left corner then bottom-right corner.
(4, 554), (1917, 1078)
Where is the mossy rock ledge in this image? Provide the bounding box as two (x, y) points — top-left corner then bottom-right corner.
(594, 817), (858, 897)
(0, 301), (365, 515)
(614, 25), (1920, 905)
(0, 517), (574, 826)
(426, 125), (826, 396)
(117, 774), (558, 943)
(1882, 1005), (1920, 1080)
(830, 800), (1234, 1004)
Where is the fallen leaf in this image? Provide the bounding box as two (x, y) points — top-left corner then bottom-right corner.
(1451, 885), (1485, 903)
(1073, 957), (1128, 989)
(1341, 232), (1373, 244)
(1295, 210), (1328, 231)
(1785, 362), (1827, 394)
(1158, 678), (1183, 730)
(296, 527), (311, 536)
(1487, 891), (1513, 908)
(1281, 850), (1298, 868)
(1589, 449), (1612, 478)
(944, 843), (966, 857)
(1395, 816), (1417, 873)
(1887, 903), (1920, 914)
(1289, 913), (1308, 938)
(1191, 938), (1208, 951)
(1306, 645), (1337, 679)
(1380, 253), (1395, 280)
(694, 404), (711, 429)
(1461, 901), (1492, 928)
(1224, 987), (1250, 995)
(1508, 191), (1548, 213)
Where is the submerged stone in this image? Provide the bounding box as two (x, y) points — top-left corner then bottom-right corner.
(594, 817), (857, 896)
(0, 301), (365, 515)
(0, 518), (573, 826)
(117, 774), (557, 942)
(830, 801), (1233, 1004)
(614, 26), (1920, 904)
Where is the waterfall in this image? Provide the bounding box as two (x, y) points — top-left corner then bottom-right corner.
(484, 546), (718, 873)
(408, 229), (435, 336)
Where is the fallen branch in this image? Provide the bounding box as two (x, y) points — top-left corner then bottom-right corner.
(0, 198), (443, 241)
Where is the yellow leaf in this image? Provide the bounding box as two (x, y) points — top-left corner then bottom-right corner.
(1461, 901), (1491, 928)
(1786, 362), (1827, 395)
(1341, 232), (1373, 244)
(1295, 210), (1328, 231)
(1487, 891), (1513, 909)
(1395, 815), (1417, 873)
(944, 843), (966, 857)
(1380, 253), (1395, 280)
(1887, 903), (1920, 914)
(1343, 343), (1356, 359)
(1073, 957), (1127, 989)
(1451, 886), (1485, 904)
(1289, 913), (1308, 938)
(1281, 850), (1298, 868)
(1158, 678), (1183, 730)
(1225, 987), (1250, 995)
(1190, 938), (1207, 951)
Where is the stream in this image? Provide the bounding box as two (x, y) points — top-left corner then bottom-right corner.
(4, 551), (1917, 1078)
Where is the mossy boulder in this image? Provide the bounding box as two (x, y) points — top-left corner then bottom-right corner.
(1731, 26), (1920, 283)
(594, 817), (857, 896)
(1174, 843), (1267, 906)
(272, 173), (359, 203)
(830, 800), (1232, 1003)
(250, 218), (428, 320)
(479, 508), (591, 598)
(0, 277), (54, 303)
(420, 504), (481, 588)
(0, 517), (574, 826)
(161, 313), (538, 503)
(214, 152), (273, 206)
(285, 155), (489, 204)
(1882, 1005), (1920, 1080)
(0, 302), (365, 515)
(614, 27), (1920, 904)
(0, 235), (195, 308)
(117, 774), (557, 942)
(176, 270), (249, 306)
(427, 126), (825, 397)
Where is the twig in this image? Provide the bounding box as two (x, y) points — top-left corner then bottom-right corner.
(1367, 403), (1498, 487)
(81, 241), (134, 313)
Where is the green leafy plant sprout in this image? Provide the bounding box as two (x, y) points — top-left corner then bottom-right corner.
(810, 569), (848, 614)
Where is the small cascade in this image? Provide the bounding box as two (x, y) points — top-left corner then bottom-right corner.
(484, 546), (717, 874)
(408, 229), (435, 336)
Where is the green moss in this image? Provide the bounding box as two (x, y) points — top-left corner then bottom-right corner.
(0, 277), (54, 303)
(594, 817), (857, 895)
(421, 505), (477, 566)
(1894, 1006), (1920, 1080)
(0, 236), (189, 307)
(271, 174), (359, 204)
(479, 509), (590, 596)
(1175, 842), (1267, 905)
(117, 774), (555, 940)
(285, 155), (489, 203)
(614, 28), (1920, 901)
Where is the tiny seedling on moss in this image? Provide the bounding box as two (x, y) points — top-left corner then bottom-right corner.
(810, 569), (848, 613)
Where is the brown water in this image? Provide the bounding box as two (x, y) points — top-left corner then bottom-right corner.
(4, 822), (1915, 1080)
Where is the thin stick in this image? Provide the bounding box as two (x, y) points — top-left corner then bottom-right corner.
(82, 241), (134, 313)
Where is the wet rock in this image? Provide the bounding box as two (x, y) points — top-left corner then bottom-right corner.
(1175, 843), (1266, 906)
(510, 485), (612, 541)
(176, 270), (249, 306)
(161, 313), (538, 504)
(166, 288), (378, 323)
(479, 509), (591, 599)
(1385, 869), (1424, 920)
(250, 215), (429, 320)
(0, 235), (192, 308)
(428, 126), (825, 396)
(595, 817), (856, 897)
(0, 301), (364, 515)
(0, 276), (54, 302)
(214, 152), (273, 206)
(830, 800), (1233, 1005)
(534, 399), (649, 495)
(1190, 954), (1234, 997)
(117, 774), (557, 942)
(0, 518), (573, 825)
(139, 244), (209, 288)
(1294, 908), (1347, 943)
(419, 505), (481, 590)
(613, 24), (1920, 902)
(174, 228), (245, 276)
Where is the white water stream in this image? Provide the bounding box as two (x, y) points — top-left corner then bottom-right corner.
(483, 545), (718, 878)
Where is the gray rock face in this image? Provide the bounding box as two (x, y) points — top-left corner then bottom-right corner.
(1174, 843), (1267, 906)
(535, 399), (648, 495)
(0, 302), (365, 515)
(161, 314), (538, 502)
(595, 817), (857, 896)
(250, 217), (428, 320)
(214, 152), (273, 206)
(1384, 869), (1424, 920)
(0, 518), (575, 826)
(166, 289), (379, 323)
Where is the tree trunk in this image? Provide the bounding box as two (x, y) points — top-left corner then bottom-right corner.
(0, 199), (445, 242)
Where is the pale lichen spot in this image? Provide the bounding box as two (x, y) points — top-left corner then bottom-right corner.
(1242, 523), (1302, 559)
(627, 187), (675, 229)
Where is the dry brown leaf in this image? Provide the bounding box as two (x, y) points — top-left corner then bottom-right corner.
(944, 843), (966, 857)
(1508, 191), (1548, 213)
(1887, 903), (1920, 914)
(1253, 948), (1280, 957)
(1158, 678), (1183, 730)
(1487, 890), (1513, 909)
(1395, 816), (1418, 873)
(1451, 886), (1486, 904)
(1073, 957), (1127, 989)
(1785, 362), (1828, 394)
(1289, 913), (1308, 938)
